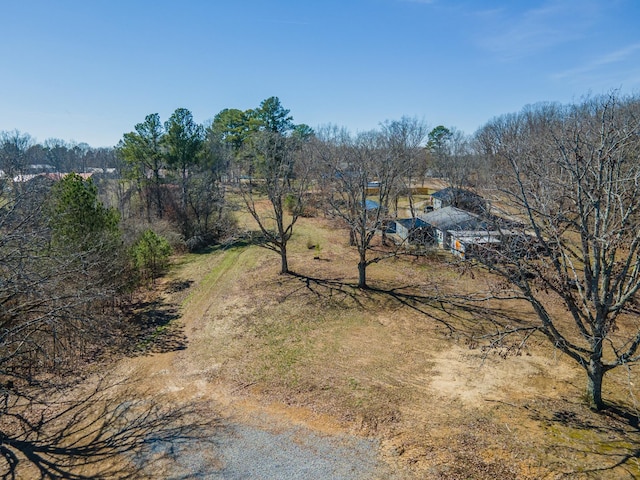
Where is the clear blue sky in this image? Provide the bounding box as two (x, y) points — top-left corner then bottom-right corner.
(1, 0), (639, 147)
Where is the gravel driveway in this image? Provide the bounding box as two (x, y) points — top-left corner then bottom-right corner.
(135, 413), (400, 479)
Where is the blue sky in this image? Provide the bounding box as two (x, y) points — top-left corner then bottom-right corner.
(1, 0), (639, 147)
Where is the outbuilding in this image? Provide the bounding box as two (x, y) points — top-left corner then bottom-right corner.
(394, 217), (431, 244)
(430, 187), (486, 214)
(419, 206), (486, 249)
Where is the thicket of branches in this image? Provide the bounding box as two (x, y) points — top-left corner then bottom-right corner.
(474, 93), (640, 410)
(0, 176), (134, 477)
(0, 175), (130, 384)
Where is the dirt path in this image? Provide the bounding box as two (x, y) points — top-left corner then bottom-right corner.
(105, 246), (402, 479)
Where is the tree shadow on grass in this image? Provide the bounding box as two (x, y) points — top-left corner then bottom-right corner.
(378, 281), (640, 477)
(121, 299), (187, 356)
(287, 272), (368, 309)
(188, 231), (272, 255)
(519, 398), (640, 478)
(0, 378), (218, 480)
(370, 283), (530, 338)
(287, 271), (533, 342)
(286, 272), (640, 476)
(164, 279), (193, 293)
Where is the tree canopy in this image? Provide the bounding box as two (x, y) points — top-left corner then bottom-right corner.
(48, 172), (120, 250)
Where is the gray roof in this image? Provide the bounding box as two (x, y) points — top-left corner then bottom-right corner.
(419, 206), (485, 231)
(449, 230), (503, 245)
(395, 217), (428, 229)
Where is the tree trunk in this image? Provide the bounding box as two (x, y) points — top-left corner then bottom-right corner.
(154, 171), (163, 219)
(280, 244), (289, 274)
(180, 168), (192, 239)
(381, 227), (388, 246)
(358, 261), (367, 289)
(586, 358), (605, 411)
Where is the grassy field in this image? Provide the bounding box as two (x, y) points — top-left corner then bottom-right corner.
(112, 210), (640, 479)
(23, 206), (638, 479)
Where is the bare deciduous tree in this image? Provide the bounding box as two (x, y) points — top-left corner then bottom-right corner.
(239, 130), (312, 274)
(231, 97), (314, 274)
(475, 93), (640, 411)
(379, 116), (429, 220)
(428, 125), (481, 195)
(314, 127), (401, 288)
(0, 131), (33, 184)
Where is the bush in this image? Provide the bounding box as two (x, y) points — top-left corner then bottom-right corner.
(131, 229), (172, 285)
(284, 193), (298, 215)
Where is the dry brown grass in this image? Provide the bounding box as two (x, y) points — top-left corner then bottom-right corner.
(60, 211), (640, 478)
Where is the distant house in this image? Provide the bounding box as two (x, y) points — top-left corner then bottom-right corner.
(13, 172), (93, 183)
(12, 174), (40, 183)
(366, 181), (381, 195)
(394, 217), (431, 244)
(28, 164), (56, 173)
(430, 187), (486, 214)
(419, 206), (486, 249)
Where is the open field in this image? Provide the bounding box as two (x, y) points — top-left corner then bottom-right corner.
(27, 212), (640, 478)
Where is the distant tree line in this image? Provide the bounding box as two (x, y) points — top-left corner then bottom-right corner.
(0, 130), (118, 177)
